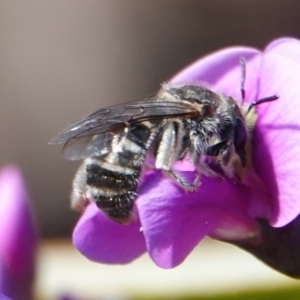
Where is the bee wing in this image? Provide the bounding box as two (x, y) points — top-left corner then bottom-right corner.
(49, 96), (198, 160)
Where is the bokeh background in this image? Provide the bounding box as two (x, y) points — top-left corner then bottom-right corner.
(2, 1), (300, 299)
(1, 0), (300, 238)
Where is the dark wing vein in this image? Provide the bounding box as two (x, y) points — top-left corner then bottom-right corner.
(49, 96), (200, 160)
(50, 97), (199, 143)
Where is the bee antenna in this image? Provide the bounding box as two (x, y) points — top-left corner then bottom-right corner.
(246, 94), (279, 115)
(239, 57), (246, 104)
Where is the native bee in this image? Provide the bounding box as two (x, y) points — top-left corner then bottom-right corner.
(50, 58), (278, 224)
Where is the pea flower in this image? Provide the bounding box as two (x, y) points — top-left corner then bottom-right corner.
(0, 166), (37, 300)
(73, 37), (300, 278)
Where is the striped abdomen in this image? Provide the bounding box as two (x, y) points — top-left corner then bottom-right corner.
(85, 122), (158, 223)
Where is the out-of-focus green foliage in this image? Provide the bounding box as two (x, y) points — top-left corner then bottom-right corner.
(135, 286), (300, 300)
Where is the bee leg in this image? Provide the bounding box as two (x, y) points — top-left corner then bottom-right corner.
(197, 163), (223, 181)
(71, 190), (89, 213)
(162, 169), (200, 192)
(71, 162), (89, 212)
(190, 151), (223, 181)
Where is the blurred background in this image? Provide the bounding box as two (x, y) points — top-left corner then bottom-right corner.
(1, 0), (300, 299)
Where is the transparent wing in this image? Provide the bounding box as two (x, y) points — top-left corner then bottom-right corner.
(49, 96), (200, 161)
(60, 132), (116, 161)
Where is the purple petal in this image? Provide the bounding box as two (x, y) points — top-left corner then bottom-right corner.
(136, 172), (267, 268)
(0, 165), (36, 300)
(73, 202), (146, 264)
(0, 294), (13, 300)
(253, 37), (300, 227)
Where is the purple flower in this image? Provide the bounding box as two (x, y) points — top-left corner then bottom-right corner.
(0, 294), (12, 300)
(0, 166), (37, 300)
(73, 37), (300, 277)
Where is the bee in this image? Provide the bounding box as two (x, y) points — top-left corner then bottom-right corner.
(50, 58), (278, 224)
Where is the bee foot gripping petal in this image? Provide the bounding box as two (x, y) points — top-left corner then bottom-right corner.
(162, 169), (201, 192)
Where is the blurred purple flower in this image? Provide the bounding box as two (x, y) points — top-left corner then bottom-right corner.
(0, 166), (37, 300)
(0, 294), (12, 300)
(73, 37), (300, 277)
